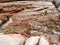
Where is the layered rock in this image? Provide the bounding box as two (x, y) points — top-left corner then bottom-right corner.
(0, 1), (60, 45)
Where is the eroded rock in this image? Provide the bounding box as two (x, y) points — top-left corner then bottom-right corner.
(0, 1), (60, 45)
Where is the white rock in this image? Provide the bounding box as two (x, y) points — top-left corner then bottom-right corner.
(0, 34), (25, 45)
(2, 18), (13, 29)
(25, 36), (40, 45)
(39, 36), (49, 45)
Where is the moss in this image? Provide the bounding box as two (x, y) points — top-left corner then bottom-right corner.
(4, 27), (17, 34)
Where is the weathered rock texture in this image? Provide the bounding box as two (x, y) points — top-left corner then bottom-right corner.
(0, 1), (60, 45)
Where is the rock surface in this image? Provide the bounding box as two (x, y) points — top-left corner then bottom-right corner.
(25, 36), (40, 45)
(39, 36), (49, 45)
(0, 34), (50, 45)
(0, 34), (25, 45)
(0, 1), (60, 45)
